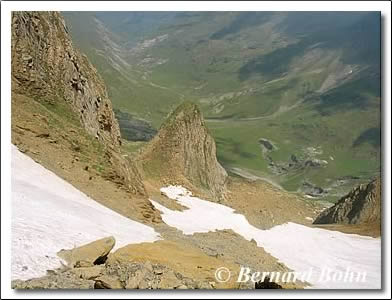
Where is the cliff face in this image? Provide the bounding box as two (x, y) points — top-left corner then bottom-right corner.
(12, 12), (121, 148)
(313, 177), (381, 225)
(139, 102), (227, 200)
(11, 11), (145, 195)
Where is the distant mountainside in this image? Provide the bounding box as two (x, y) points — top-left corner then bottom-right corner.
(63, 11), (379, 119)
(63, 12), (381, 201)
(313, 177), (381, 225)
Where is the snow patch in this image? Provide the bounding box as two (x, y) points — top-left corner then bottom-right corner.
(151, 185), (381, 289)
(11, 145), (160, 281)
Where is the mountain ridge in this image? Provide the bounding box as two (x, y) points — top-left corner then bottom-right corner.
(313, 177), (381, 225)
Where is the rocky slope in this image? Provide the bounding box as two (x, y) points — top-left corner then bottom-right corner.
(11, 11), (145, 195)
(139, 102), (227, 200)
(313, 177), (381, 225)
(12, 237), (247, 289)
(12, 235), (305, 289)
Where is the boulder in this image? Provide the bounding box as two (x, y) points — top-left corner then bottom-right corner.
(124, 266), (152, 289)
(157, 270), (183, 289)
(70, 265), (105, 280)
(94, 275), (123, 289)
(11, 272), (95, 289)
(57, 236), (115, 267)
(255, 277), (283, 289)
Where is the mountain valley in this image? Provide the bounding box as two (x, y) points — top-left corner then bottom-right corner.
(63, 11), (381, 202)
(9, 11), (382, 290)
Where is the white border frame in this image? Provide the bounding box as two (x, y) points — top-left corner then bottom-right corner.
(1, 1), (391, 299)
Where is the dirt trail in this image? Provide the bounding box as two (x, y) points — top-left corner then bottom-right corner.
(206, 98), (306, 123)
(229, 167), (283, 190)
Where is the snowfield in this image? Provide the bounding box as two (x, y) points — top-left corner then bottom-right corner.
(11, 145), (161, 281)
(151, 186), (381, 289)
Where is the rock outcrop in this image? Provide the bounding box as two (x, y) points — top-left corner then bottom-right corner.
(139, 102), (227, 200)
(12, 12), (120, 147)
(57, 236), (115, 268)
(313, 177), (381, 225)
(11, 11), (146, 195)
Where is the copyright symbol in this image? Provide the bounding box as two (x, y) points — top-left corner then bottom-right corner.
(215, 267), (231, 283)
